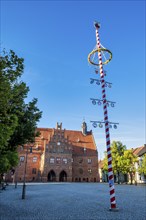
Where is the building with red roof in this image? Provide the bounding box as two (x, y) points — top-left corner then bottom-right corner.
(133, 145), (146, 183)
(13, 122), (99, 183)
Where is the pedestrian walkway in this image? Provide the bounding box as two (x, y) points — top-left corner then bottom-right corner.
(0, 183), (145, 220)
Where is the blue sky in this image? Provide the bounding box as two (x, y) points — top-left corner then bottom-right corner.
(1, 0), (145, 158)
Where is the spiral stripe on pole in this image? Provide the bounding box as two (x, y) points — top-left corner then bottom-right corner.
(95, 27), (117, 209)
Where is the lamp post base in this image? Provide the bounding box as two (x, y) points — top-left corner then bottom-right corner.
(22, 184), (26, 199)
(15, 181), (17, 188)
(109, 207), (119, 212)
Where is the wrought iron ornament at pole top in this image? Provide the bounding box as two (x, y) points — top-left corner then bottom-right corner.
(88, 22), (112, 66)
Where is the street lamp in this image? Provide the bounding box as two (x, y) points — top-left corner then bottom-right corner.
(22, 146), (32, 199)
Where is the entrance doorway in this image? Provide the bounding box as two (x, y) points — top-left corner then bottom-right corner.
(59, 170), (67, 182)
(48, 170), (56, 182)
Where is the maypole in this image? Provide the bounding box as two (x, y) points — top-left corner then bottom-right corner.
(88, 22), (119, 211)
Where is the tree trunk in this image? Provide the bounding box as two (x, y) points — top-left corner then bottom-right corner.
(118, 171), (120, 184)
(130, 173), (133, 185)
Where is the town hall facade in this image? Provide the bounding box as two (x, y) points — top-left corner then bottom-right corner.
(14, 122), (99, 183)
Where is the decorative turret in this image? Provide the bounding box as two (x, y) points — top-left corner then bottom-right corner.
(56, 122), (62, 130)
(82, 121), (87, 136)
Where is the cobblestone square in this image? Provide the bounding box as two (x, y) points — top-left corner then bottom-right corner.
(0, 183), (145, 220)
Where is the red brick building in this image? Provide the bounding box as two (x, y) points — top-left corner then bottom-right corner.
(14, 122), (99, 183)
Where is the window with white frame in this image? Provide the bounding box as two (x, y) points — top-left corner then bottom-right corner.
(33, 157), (37, 162)
(56, 157), (61, 164)
(63, 158), (67, 164)
(50, 157), (55, 164)
(87, 158), (92, 164)
(20, 156), (25, 162)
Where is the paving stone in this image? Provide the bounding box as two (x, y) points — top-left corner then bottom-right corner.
(0, 183), (145, 220)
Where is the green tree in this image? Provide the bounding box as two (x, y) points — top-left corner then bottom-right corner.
(102, 141), (137, 184)
(0, 151), (18, 175)
(111, 141), (126, 184)
(0, 50), (24, 150)
(8, 98), (42, 149)
(138, 154), (146, 175)
(122, 149), (138, 184)
(102, 151), (108, 172)
(0, 50), (42, 176)
(102, 141), (126, 184)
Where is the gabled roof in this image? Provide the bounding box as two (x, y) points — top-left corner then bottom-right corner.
(35, 127), (97, 151)
(65, 130), (95, 150)
(132, 145), (146, 157)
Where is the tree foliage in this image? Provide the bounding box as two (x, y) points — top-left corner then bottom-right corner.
(0, 50), (25, 150)
(103, 141), (126, 170)
(0, 50), (42, 175)
(0, 151), (19, 174)
(138, 154), (146, 175)
(121, 149), (138, 184)
(102, 141), (137, 184)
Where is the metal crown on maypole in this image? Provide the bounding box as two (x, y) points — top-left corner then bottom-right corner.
(88, 21), (119, 211)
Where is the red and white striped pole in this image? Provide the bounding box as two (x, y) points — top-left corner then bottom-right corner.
(94, 22), (118, 211)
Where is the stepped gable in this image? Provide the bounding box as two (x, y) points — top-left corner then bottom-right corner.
(35, 126), (96, 154)
(36, 127), (95, 149)
(8, 122), (99, 183)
